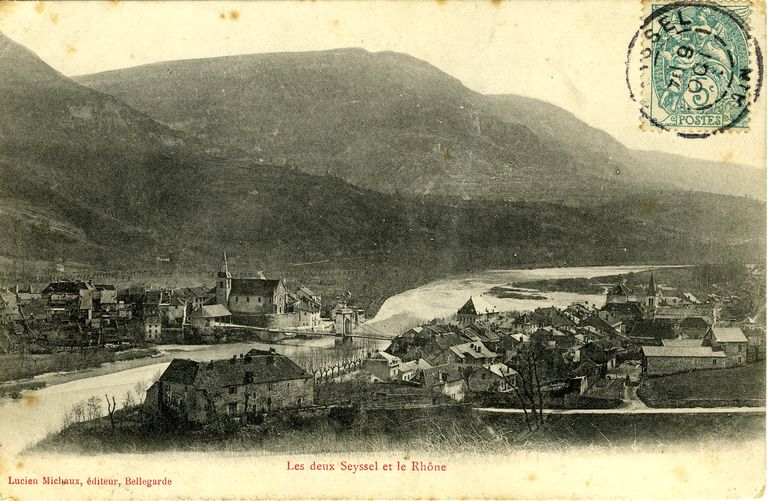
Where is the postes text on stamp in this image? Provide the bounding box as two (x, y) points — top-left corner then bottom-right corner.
(627, 1), (762, 138)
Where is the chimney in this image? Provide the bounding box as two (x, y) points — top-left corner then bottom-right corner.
(231, 355), (237, 364)
(269, 347), (276, 354)
(208, 360), (214, 369)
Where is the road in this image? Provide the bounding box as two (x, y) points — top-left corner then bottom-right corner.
(476, 383), (765, 415)
(475, 406), (766, 414)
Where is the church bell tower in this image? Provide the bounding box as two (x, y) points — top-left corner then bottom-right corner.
(216, 252), (232, 307)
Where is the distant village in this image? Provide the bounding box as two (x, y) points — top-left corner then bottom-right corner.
(1, 255), (764, 427)
(0, 253), (366, 354)
(139, 270), (765, 426)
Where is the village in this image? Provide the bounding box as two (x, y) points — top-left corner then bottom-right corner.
(2, 259), (765, 444)
(137, 267), (765, 433)
(0, 254), (368, 362)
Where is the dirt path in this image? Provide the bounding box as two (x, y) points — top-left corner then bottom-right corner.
(621, 384), (648, 411)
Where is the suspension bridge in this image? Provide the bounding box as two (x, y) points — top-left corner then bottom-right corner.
(215, 322), (394, 341)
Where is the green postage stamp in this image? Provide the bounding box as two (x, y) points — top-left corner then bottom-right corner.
(628, 0), (761, 137)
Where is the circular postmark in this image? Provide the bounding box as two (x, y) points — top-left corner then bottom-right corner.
(626, 1), (763, 138)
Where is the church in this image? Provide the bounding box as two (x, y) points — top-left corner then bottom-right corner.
(215, 254), (288, 325)
(606, 273), (661, 312)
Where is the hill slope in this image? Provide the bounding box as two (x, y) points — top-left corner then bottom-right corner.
(76, 49), (764, 202)
(0, 34), (763, 314)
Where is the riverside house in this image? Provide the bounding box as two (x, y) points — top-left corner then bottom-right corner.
(145, 349), (314, 424)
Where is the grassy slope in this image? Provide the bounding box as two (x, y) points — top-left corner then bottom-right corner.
(30, 405), (764, 456)
(638, 363), (766, 407)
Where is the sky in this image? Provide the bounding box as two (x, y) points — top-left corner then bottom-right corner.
(0, 0), (765, 168)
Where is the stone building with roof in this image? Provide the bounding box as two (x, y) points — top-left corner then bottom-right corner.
(641, 344), (727, 376)
(144, 349), (313, 424)
(704, 327), (748, 367)
(214, 253), (288, 326)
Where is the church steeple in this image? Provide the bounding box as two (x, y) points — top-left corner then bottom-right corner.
(647, 271), (658, 296)
(216, 252), (232, 306)
(218, 252), (231, 279)
(645, 270), (660, 315)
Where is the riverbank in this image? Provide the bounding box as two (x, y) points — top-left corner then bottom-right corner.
(0, 349), (168, 398)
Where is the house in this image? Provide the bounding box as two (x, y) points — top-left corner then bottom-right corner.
(14, 284), (42, 305)
(144, 349), (313, 424)
(295, 303), (321, 330)
(511, 313), (538, 333)
(397, 358), (431, 382)
(144, 316), (162, 342)
(703, 327), (748, 366)
(175, 287), (215, 312)
(606, 283), (632, 304)
(446, 341), (500, 365)
(78, 293), (93, 325)
(97, 289), (118, 313)
(42, 280), (94, 302)
(580, 314), (621, 338)
(295, 286), (321, 310)
(166, 296), (188, 326)
(600, 302), (645, 332)
(580, 340), (621, 370)
(531, 306), (576, 329)
(531, 326), (576, 349)
(465, 363), (518, 393)
(641, 345), (727, 375)
(363, 351), (401, 382)
(189, 304), (232, 330)
(421, 365), (466, 402)
(456, 296), (497, 326)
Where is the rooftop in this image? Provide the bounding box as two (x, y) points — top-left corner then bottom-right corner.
(642, 346), (726, 358)
(709, 327), (748, 343)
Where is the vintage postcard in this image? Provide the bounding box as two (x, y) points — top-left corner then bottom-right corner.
(0, 1), (765, 499)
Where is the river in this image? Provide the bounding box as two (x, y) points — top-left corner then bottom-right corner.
(0, 264), (655, 456)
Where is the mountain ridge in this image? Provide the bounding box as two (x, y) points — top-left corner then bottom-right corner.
(74, 47), (765, 202)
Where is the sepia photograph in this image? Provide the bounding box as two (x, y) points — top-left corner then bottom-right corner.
(0, 0), (765, 499)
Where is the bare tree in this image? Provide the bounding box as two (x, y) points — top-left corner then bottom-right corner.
(71, 401), (86, 423)
(507, 344), (546, 430)
(85, 395), (102, 425)
(123, 390), (136, 409)
(105, 394), (117, 431)
(134, 381), (148, 404)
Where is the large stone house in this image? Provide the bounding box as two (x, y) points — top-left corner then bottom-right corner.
(704, 327), (748, 367)
(145, 349), (313, 424)
(641, 344), (727, 376)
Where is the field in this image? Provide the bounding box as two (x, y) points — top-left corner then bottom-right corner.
(637, 362), (766, 408)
